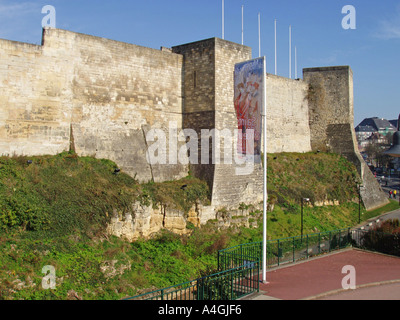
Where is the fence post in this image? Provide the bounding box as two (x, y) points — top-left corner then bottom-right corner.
(258, 242), (268, 269)
(196, 278), (203, 301)
(240, 244), (243, 267)
(293, 237), (295, 263)
(318, 232), (321, 254)
(277, 240), (280, 266)
(306, 234), (309, 259)
(230, 270), (234, 300)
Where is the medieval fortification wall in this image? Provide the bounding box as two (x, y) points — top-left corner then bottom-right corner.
(0, 28), (388, 212)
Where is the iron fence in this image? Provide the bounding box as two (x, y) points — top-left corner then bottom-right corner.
(351, 229), (400, 257)
(126, 261), (259, 301)
(218, 228), (352, 269)
(126, 228), (354, 301)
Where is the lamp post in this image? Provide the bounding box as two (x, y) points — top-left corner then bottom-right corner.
(384, 114), (400, 206)
(357, 184), (364, 224)
(301, 198), (310, 240)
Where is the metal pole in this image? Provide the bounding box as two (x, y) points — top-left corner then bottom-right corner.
(222, 0), (225, 39)
(277, 239), (280, 266)
(274, 19), (277, 75)
(360, 185), (362, 222)
(289, 25), (292, 79)
(262, 56), (268, 284)
(242, 5), (244, 45)
(292, 237), (295, 262)
(301, 198), (303, 240)
(295, 46), (297, 79)
(258, 13), (261, 57)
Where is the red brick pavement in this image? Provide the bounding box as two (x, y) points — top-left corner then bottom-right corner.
(257, 249), (400, 300)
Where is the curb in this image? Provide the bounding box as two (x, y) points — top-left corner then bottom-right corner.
(302, 279), (400, 300)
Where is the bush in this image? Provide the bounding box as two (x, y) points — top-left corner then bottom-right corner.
(360, 219), (400, 256)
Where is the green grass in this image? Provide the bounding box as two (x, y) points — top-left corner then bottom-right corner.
(0, 152), (209, 238)
(267, 152), (359, 206)
(0, 151), (395, 300)
(362, 200), (400, 221)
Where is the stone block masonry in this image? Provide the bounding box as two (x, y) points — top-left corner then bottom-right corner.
(265, 74), (311, 153)
(0, 28), (388, 211)
(173, 38), (264, 207)
(304, 66), (388, 210)
(0, 28), (188, 183)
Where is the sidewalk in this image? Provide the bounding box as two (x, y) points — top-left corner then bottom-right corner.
(244, 249), (400, 300)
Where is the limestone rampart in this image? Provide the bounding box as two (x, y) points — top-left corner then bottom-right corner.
(0, 28), (388, 211)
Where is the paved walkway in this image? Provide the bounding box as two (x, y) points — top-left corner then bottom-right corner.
(245, 249), (400, 300)
(355, 208), (400, 232)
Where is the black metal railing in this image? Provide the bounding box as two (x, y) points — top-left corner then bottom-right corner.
(218, 228), (352, 270)
(351, 229), (400, 257)
(127, 227), (397, 301)
(126, 262), (259, 301)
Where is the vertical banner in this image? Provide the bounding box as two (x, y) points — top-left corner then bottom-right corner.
(234, 57), (266, 164)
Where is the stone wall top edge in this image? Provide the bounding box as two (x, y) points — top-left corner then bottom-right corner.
(172, 37), (251, 51)
(0, 37), (42, 50)
(172, 38), (217, 52)
(42, 28), (183, 59)
(214, 37), (252, 50)
(303, 65), (352, 73)
(266, 72), (306, 84)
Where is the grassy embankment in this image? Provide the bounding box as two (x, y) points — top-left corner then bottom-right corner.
(0, 152), (396, 300)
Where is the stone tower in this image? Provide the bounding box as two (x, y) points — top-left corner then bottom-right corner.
(304, 66), (388, 210)
(173, 38), (263, 208)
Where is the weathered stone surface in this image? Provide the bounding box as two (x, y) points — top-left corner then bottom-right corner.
(266, 74), (312, 153)
(106, 201), (267, 242)
(106, 201), (216, 241)
(304, 67), (388, 210)
(0, 29), (388, 217)
(0, 29), (188, 183)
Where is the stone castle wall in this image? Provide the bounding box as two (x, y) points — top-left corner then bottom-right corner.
(265, 74), (311, 153)
(0, 28), (188, 183)
(0, 28), (388, 211)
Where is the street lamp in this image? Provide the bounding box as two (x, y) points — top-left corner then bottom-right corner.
(301, 198), (310, 240)
(357, 184), (364, 224)
(384, 114), (400, 206)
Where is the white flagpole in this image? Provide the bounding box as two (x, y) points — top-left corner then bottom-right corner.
(262, 56), (268, 284)
(242, 5), (244, 45)
(275, 19), (277, 75)
(222, 0), (225, 39)
(289, 25), (292, 79)
(295, 46), (298, 79)
(258, 13), (261, 57)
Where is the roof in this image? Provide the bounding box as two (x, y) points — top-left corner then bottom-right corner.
(356, 117), (396, 133)
(355, 125), (376, 133)
(390, 119), (399, 130)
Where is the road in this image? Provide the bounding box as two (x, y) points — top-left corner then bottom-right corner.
(378, 175), (400, 200)
(355, 175), (400, 232)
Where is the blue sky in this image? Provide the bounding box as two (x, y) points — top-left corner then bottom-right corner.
(0, 0), (399, 126)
